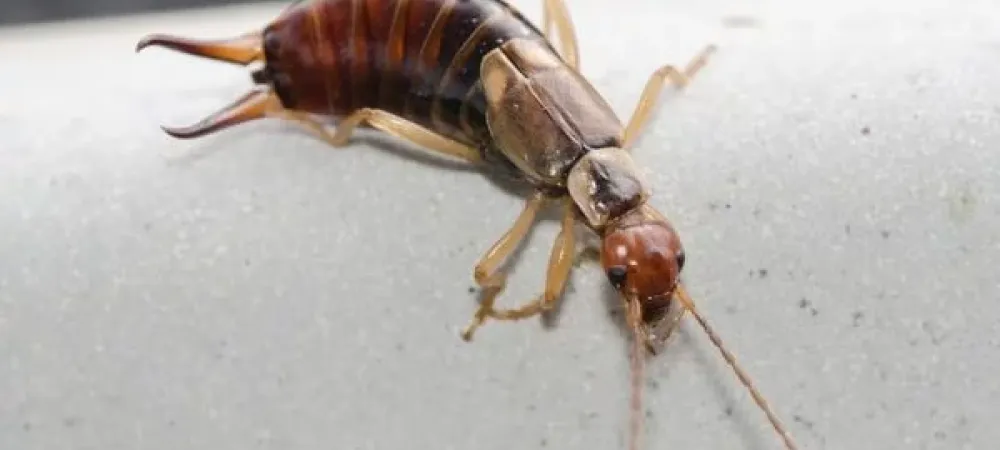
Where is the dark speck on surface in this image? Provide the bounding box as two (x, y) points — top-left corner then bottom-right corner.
(799, 298), (819, 316)
(948, 185), (978, 223)
(852, 311), (864, 327)
(467, 286), (475, 293)
(793, 414), (815, 430)
(758, 268), (768, 278)
(922, 320), (945, 345)
(876, 365), (889, 382)
(23, 422), (31, 432)
(725, 406), (734, 416)
(63, 417), (79, 428)
(844, 224), (851, 235)
(861, 126), (871, 135)
(881, 230), (891, 239)
(541, 438), (548, 447)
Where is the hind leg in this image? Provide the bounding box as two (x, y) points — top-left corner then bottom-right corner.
(272, 108), (482, 164)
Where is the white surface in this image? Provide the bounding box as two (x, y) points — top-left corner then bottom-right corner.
(1, 1), (998, 449)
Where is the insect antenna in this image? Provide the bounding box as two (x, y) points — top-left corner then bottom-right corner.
(625, 297), (646, 450)
(674, 284), (799, 450)
(135, 32), (262, 65)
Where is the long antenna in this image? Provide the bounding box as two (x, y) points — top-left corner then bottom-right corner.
(674, 284), (799, 450)
(626, 298), (646, 450)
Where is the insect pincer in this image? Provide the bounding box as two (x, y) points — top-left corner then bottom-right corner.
(135, 32), (263, 65)
(134, 31), (278, 139)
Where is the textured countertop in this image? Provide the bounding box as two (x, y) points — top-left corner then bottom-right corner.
(1, 1), (998, 449)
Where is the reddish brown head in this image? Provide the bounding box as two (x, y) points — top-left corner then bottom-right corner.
(600, 205), (685, 320)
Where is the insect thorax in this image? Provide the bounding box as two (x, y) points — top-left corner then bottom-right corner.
(567, 147), (652, 230)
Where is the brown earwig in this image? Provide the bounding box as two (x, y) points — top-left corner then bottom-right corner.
(135, 1), (799, 449)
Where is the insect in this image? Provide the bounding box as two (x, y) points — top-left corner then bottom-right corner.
(136, 0), (799, 449)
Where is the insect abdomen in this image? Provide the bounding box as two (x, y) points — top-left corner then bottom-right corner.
(262, 0), (552, 146)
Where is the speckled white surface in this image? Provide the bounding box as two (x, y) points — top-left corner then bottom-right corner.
(1, 1), (998, 449)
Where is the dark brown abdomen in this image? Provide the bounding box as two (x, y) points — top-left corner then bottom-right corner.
(261, 0), (554, 148)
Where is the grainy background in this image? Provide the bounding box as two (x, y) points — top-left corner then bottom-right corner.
(1, 1), (998, 450)
(0, 0), (252, 26)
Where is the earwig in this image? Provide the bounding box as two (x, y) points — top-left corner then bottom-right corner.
(136, 1), (799, 449)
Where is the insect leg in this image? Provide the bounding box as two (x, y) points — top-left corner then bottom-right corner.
(468, 199), (576, 328)
(461, 192), (549, 341)
(541, 0), (580, 69)
(622, 44), (717, 149)
(273, 107), (481, 163)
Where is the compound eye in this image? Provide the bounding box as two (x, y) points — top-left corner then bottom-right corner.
(676, 251), (686, 272)
(607, 265), (628, 290)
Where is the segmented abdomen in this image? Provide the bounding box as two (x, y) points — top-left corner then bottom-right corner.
(263, 0), (553, 147)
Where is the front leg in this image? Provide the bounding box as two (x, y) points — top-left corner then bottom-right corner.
(622, 45), (717, 149)
(462, 198), (577, 340)
(541, 0), (580, 70)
